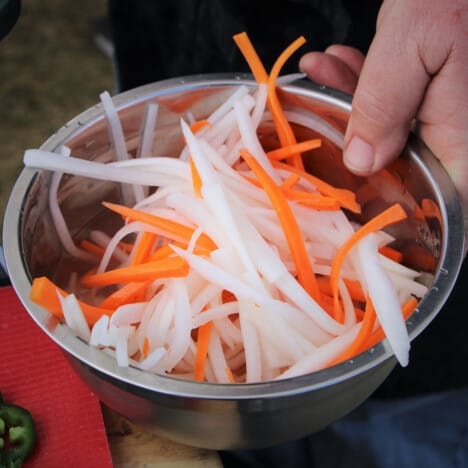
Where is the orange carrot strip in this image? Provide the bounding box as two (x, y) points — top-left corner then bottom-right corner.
(142, 337), (150, 359)
(232, 32), (269, 84)
(147, 244), (175, 261)
(267, 139), (322, 161)
(189, 119), (211, 134)
(117, 241), (135, 253)
(99, 280), (151, 309)
(131, 231), (157, 265)
(360, 297), (418, 351)
(329, 296), (377, 366)
(80, 256), (189, 288)
(267, 36), (306, 168)
(241, 148), (321, 301)
(272, 161), (361, 213)
(147, 242), (211, 261)
(194, 321), (213, 382)
(282, 188), (341, 211)
(103, 201), (217, 251)
(316, 276), (366, 303)
(189, 157), (202, 198)
(378, 245), (404, 263)
(330, 203), (408, 323)
(80, 239), (106, 258)
(281, 173), (300, 190)
(30, 276), (112, 326)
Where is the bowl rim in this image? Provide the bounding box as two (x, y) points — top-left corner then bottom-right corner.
(3, 73), (465, 399)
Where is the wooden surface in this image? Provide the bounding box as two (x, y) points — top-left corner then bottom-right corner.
(102, 405), (223, 467)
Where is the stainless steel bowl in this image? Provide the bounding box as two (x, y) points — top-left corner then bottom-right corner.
(3, 74), (465, 449)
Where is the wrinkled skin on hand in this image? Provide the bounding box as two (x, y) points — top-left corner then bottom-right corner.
(299, 0), (468, 225)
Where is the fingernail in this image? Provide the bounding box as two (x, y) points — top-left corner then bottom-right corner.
(344, 136), (375, 173)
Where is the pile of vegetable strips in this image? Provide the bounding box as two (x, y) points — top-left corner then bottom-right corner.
(24, 33), (427, 383)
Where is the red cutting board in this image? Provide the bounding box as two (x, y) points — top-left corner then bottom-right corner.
(0, 286), (113, 467)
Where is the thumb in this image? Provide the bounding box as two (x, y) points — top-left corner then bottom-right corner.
(343, 4), (430, 175)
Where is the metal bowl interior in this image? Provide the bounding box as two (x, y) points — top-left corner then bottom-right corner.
(3, 74), (465, 449)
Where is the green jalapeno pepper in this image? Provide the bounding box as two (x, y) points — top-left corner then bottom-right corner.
(0, 394), (36, 468)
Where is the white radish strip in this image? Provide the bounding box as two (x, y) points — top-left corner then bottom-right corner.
(137, 103), (159, 159)
(307, 241), (336, 263)
(338, 279), (357, 327)
(143, 206), (196, 227)
(233, 98), (280, 183)
(186, 226), (203, 254)
(109, 157), (191, 182)
(181, 119), (218, 185)
(274, 304), (332, 346)
(175, 204), (344, 336)
(206, 86), (251, 124)
(160, 279), (192, 371)
(96, 221), (145, 274)
(48, 165), (96, 262)
(230, 202), (289, 283)
(165, 192), (228, 248)
(251, 83), (268, 129)
(387, 271), (428, 299)
(88, 230), (129, 264)
(192, 302), (239, 328)
(245, 211), (289, 252)
(57, 292), (91, 342)
(207, 328), (230, 383)
(202, 183), (257, 274)
(358, 234), (410, 366)
(135, 183), (192, 211)
(238, 300), (262, 383)
(213, 317), (242, 350)
(249, 305), (306, 364)
(379, 254), (423, 279)
(100, 91), (136, 206)
(276, 72), (306, 85)
(133, 102), (159, 202)
(277, 323), (361, 380)
(190, 283), (223, 316)
(198, 139), (251, 186)
(100, 91), (130, 163)
(24, 150), (181, 188)
(90, 315), (111, 347)
(231, 205), (344, 335)
(127, 328), (140, 358)
(110, 302), (146, 327)
(136, 287), (166, 348)
(147, 295), (175, 350)
(274, 272), (346, 336)
(138, 347), (166, 371)
(223, 137), (244, 167)
(204, 111), (239, 150)
(209, 165), (271, 207)
(280, 109), (345, 149)
(110, 324), (134, 367)
(170, 246), (266, 304)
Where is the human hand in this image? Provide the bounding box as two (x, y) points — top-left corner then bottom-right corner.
(299, 0), (468, 221)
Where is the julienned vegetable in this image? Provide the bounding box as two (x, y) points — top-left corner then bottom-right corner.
(24, 32), (427, 383)
(0, 394), (36, 468)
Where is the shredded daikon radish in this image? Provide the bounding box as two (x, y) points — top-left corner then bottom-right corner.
(48, 147), (96, 262)
(358, 234), (410, 366)
(100, 91), (137, 206)
(28, 68), (429, 383)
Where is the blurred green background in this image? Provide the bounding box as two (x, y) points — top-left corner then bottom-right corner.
(0, 0), (114, 242)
